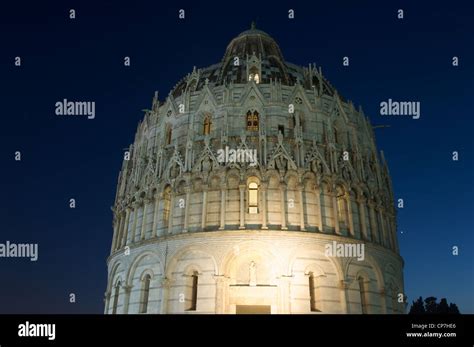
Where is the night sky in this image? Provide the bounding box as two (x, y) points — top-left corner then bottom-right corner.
(0, 0), (472, 313)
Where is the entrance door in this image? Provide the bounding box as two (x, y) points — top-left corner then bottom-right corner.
(235, 305), (271, 314)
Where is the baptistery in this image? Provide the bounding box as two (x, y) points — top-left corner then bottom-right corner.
(105, 24), (404, 314)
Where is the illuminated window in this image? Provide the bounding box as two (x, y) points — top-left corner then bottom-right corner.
(358, 277), (368, 314)
(248, 182), (258, 214)
(248, 73), (260, 83)
(112, 281), (121, 314)
(248, 67), (260, 84)
(309, 272), (321, 312)
(337, 187), (348, 226)
(246, 111), (259, 131)
(203, 115), (212, 135)
(139, 274), (151, 313)
(186, 271), (199, 311)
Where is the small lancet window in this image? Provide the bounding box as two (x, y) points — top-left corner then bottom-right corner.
(166, 127), (172, 145)
(246, 111), (259, 131)
(139, 274), (151, 313)
(248, 182), (258, 214)
(203, 115), (211, 135)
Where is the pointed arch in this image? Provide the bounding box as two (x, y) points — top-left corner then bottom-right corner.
(246, 110), (259, 131)
(203, 113), (212, 135)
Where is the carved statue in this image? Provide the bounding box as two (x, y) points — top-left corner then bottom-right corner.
(170, 162), (179, 179)
(311, 159), (322, 174)
(342, 165), (351, 181)
(202, 157), (211, 172)
(275, 156), (287, 171)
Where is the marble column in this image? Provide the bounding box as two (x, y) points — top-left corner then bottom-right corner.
(111, 216), (119, 253)
(183, 186), (191, 233)
(201, 185), (208, 231)
(379, 208), (388, 248)
(368, 202), (378, 243)
(346, 193), (355, 237)
(332, 188), (340, 235)
(280, 183), (287, 230)
(239, 184), (245, 229)
(130, 202), (139, 243)
(260, 182), (268, 230)
(390, 214), (400, 253)
(315, 185), (323, 232)
(339, 280), (349, 313)
(214, 275), (226, 314)
(104, 291), (111, 314)
(219, 184), (226, 230)
(140, 199), (150, 240)
(297, 184), (306, 231)
(387, 217), (394, 251)
(152, 194), (160, 237)
(122, 285), (132, 314)
(123, 207), (131, 246)
(160, 278), (170, 314)
(168, 193), (174, 234)
(118, 212), (127, 249)
(357, 198), (368, 240)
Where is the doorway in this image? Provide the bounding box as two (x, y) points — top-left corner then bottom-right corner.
(236, 305), (271, 314)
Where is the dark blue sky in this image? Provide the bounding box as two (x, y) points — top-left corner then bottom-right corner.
(0, 0), (472, 313)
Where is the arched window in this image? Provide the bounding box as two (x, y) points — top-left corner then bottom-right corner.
(364, 195), (372, 239)
(298, 113), (305, 131)
(248, 182), (258, 214)
(186, 271), (199, 311)
(358, 277), (368, 314)
(373, 208), (380, 243)
(162, 186), (171, 227)
(248, 73), (260, 84)
(246, 111), (259, 131)
(248, 66), (260, 84)
(308, 272), (321, 312)
(166, 127), (172, 145)
(336, 187), (348, 227)
(112, 281), (121, 314)
(139, 274), (151, 314)
(203, 115), (212, 135)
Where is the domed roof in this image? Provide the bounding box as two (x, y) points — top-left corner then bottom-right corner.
(218, 22), (290, 85)
(170, 24), (339, 98)
(221, 22), (286, 64)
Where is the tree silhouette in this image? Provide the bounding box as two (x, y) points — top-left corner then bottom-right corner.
(424, 297), (438, 313)
(437, 298), (449, 313)
(408, 297), (425, 314)
(448, 303), (460, 314)
(408, 296), (461, 314)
